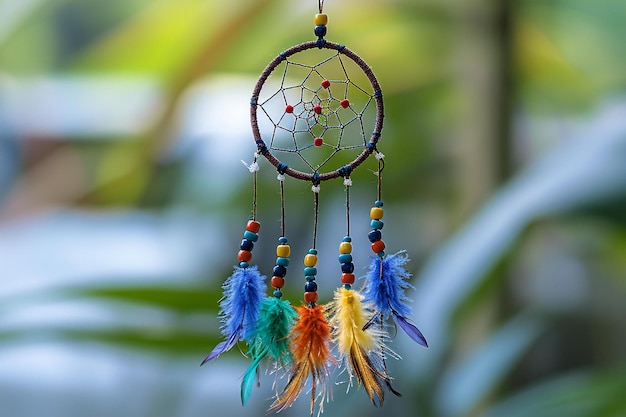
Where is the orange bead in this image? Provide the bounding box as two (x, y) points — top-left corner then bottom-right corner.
(371, 240), (386, 253)
(271, 276), (285, 289)
(238, 250), (252, 262)
(341, 273), (355, 284)
(246, 220), (261, 233)
(304, 292), (318, 303)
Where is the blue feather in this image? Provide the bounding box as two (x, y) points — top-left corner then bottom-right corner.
(202, 265), (267, 364)
(362, 251), (427, 347)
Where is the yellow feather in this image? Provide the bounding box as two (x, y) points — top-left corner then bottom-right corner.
(328, 287), (389, 406)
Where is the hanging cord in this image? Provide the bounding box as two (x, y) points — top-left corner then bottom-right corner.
(377, 157), (384, 202)
(312, 190), (319, 249)
(280, 177), (286, 237)
(318, 0), (325, 13)
(242, 152), (261, 220)
(345, 181), (351, 237)
(253, 162), (258, 220)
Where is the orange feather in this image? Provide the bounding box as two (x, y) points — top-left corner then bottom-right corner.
(269, 304), (333, 415)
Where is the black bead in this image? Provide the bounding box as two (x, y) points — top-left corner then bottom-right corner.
(341, 262), (354, 273)
(314, 25), (327, 37)
(273, 265), (287, 277)
(368, 229), (382, 243)
(304, 281), (318, 292)
(240, 239), (254, 251)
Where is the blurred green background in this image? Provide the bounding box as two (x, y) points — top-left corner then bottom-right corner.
(1, 0), (625, 416)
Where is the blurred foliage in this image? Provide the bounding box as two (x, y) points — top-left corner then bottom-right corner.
(1, 0), (625, 417)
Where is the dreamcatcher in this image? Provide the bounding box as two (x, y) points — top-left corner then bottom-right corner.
(202, 1), (427, 414)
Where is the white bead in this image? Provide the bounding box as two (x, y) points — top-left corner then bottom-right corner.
(311, 185), (321, 193)
(241, 159), (259, 173)
(343, 177), (352, 186)
(277, 174), (285, 181)
(375, 151), (385, 160)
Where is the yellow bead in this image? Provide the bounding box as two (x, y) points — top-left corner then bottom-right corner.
(370, 207), (384, 220)
(276, 244), (290, 258)
(304, 254), (318, 267)
(314, 13), (328, 26)
(339, 242), (352, 254)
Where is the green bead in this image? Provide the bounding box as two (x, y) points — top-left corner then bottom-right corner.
(276, 257), (290, 267)
(370, 220), (384, 230)
(243, 231), (259, 242)
(338, 254), (353, 263)
(304, 267), (318, 276)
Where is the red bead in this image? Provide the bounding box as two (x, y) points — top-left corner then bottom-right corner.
(246, 220), (261, 233)
(314, 137), (323, 147)
(340, 99), (350, 108)
(238, 250), (252, 262)
(341, 273), (355, 284)
(321, 80), (331, 89)
(371, 240), (386, 253)
(304, 292), (318, 303)
(313, 105), (322, 114)
(285, 104), (294, 113)
(271, 276), (285, 289)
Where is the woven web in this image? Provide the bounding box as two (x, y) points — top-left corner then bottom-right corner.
(256, 49), (376, 174)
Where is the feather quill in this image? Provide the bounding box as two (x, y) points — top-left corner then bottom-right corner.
(241, 296), (297, 405)
(327, 287), (391, 406)
(269, 304), (332, 415)
(202, 265), (267, 364)
(361, 251), (427, 347)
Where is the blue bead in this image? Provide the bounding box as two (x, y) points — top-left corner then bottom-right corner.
(375, 200), (384, 207)
(338, 253), (353, 263)
(276, 257), (290, 267)
(314, 25), (327, 37)
(368, 230), (382, 243)
(341, 262), (354, 273)
(342, 236), (352, 242)
(304, 267), (317, 276)
(243, 231), (258, 242)
(343, 284), (352, 290)
(377, 251), (386, 258)
(239, 261), (249, 268)
(273, 290), (283, 298)
(240, 239), (254, 251)
(279, 236), (288, 244)
(308, 248), (318, 255)
(370, 220), (384, 230)
(305, 275), (316, 281)
(304, 281), (317, 292)
(273, 265), (287, 277)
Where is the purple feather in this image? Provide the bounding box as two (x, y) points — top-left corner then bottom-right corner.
(393, 313), (428, 347)
(202, 265), (266, 364)
(362, 251), (427, 347)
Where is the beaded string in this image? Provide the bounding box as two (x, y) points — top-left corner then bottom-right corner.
(239, 153), (262, 269)
(271, 170), (290, 299)
(339, 176), (355, 288)
(303, 183), (321, 306)
(368, 154), (386, 272)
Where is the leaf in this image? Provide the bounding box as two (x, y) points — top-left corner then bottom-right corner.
(409, 102), (626, 375)
(480, 365), (626, 417)
(435, 313), (545, 417)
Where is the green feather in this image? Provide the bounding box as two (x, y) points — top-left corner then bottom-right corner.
(254, 297), (297, 362)
(240, 297), (297, 405)
(241, 351), (263, 405)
